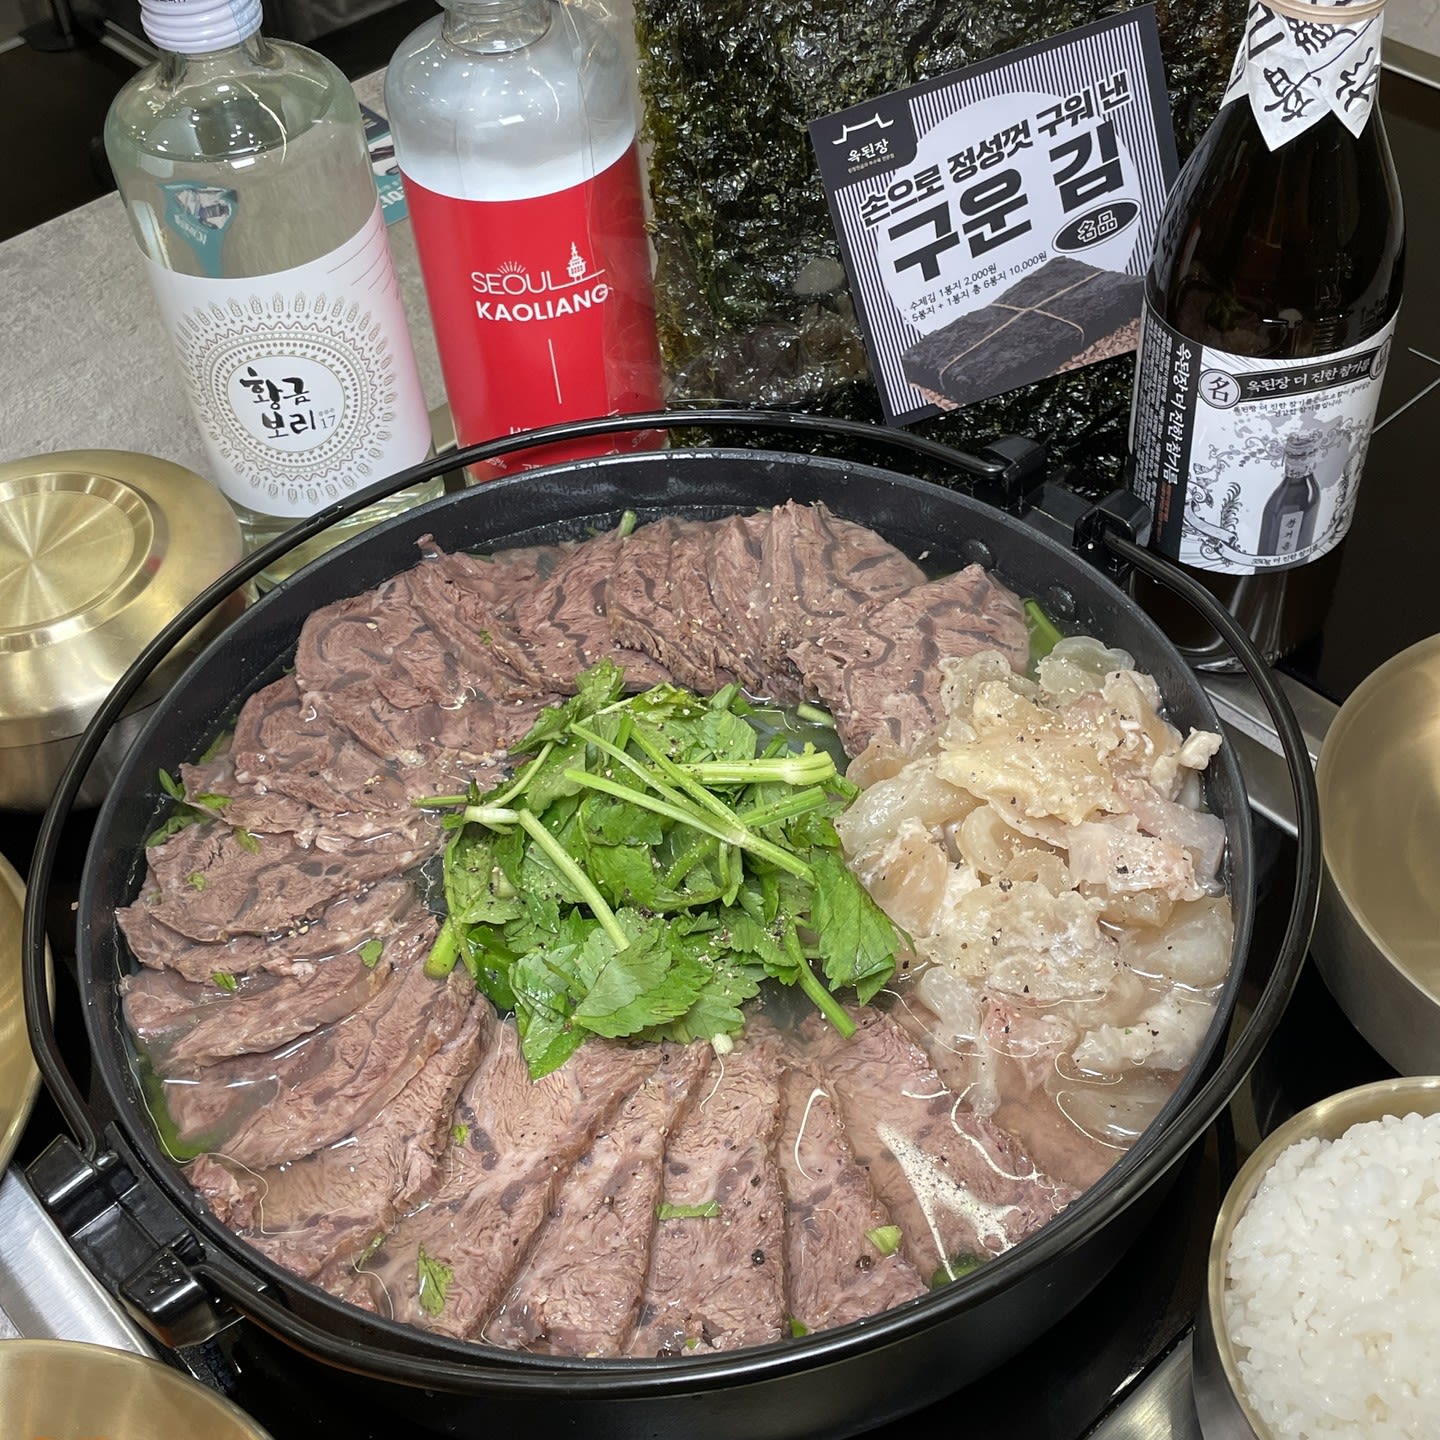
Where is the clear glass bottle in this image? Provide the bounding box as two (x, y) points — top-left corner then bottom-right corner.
(1126, 0), (1404, 669)
(386, 0), (664, 478)
(104, 0), (439, 585)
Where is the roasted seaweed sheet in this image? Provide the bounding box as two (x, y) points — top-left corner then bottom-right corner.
(633, 0), (1244, 493)
(902, 258), (1143, 411)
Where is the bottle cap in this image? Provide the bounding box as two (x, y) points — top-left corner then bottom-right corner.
(139, 0), (264, 53)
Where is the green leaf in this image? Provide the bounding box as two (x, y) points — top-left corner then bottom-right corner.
(358, 938), (384, 969)
(211, 970), (238, 992)
(451, 1122), (470, 1147)
(416, 1245), (453, 1316)
(233, 827), (260, 854)
(657, 1201), (721, 1220)
(866, 1224), (902, 1257)
(809, 848), (898, 1004)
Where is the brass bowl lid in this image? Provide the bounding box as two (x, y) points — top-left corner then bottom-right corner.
(0, 1338), (273, 1438)
(0, 449), (243, 748)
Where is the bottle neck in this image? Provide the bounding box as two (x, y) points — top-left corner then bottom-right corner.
(156, 30), (275, 83)
(441, 0), (553, 53)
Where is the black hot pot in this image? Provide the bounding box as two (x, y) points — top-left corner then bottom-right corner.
(22, 412), (1319, 1439)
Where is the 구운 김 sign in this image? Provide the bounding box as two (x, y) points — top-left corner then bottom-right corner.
(810, 6), (1178, 427)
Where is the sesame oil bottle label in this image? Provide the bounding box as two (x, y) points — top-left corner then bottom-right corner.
(1129, 302), (1395, 575)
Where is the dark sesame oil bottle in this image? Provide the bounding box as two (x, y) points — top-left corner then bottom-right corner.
(1126, 0), (1403, 668)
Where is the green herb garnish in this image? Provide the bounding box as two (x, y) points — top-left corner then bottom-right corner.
(788, 1318), (810, 1338)
(1023, 598), (1064, 665)
(415, 661), (899, 1078)
(866, 1224), (902, 1257)
(145, 767), (233, 847)
(657, 1201), (722, 1221)
(359, 938), (384, 969)
(451, 1122), (470, 1147)
(211, 971), (238, 992)
(416, 1245), (453, 1316)
(930, 1251), (984, 1288)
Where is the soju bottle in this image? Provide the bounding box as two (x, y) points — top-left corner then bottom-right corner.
(104, 0), (438, 585)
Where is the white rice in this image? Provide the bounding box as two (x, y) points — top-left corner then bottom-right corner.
(1223, 1110), (1440, 1439)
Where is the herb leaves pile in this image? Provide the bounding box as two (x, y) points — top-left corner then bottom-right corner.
(418, 662), (899, 1079)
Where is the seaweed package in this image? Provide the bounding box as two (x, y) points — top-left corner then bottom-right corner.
(633, 0), (1245, 494)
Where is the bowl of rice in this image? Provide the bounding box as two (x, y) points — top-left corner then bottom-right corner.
(1193, 1076), (1440, 1439)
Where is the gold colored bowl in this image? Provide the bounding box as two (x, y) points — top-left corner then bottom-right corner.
(0, 853), (44, 1174)
(1192, 1076), (1440, 1439)
(1314, 634), (1440, 1074)
(0, 1339), (271, 1439)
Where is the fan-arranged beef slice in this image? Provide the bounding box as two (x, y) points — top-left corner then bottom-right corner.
(404, 542), (568, 702)
(488, 525), (671, 693)
(629, 1036), (788, 1357)
(178, 746), (314, 838)
(294, 566), (538, 775)
(119, 875), (419, 982)
(808, 1009), (1077, 1279)
(229, 675), (454, 834)
(122, 947), (393, 1075)
(754, 502), (927, 687)
(605, 517), (744, 695)
(790, 564), (1028, 756)
(346, 1025), (659, 1340)
(702, 510), (797, 701)
(485, 1040), (713, 1356)
(186, 1001), (491, 1286)
(132, 820), (430, 944)
(777, 1059), (928, 1331)
(163, 917), (471, 1169)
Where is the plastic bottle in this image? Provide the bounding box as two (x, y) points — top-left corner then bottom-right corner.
(1126, 0), (1403, 668)
(104, 0), (438, 585)
(385, 0), (664, 475)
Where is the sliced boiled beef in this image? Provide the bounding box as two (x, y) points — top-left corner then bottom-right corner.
(485, 1040), (712, 1356)
(131, 820), (431, 944)
(703, 510), (796, 702)
(604, 518), (743, 695)
(403, 542), (569, 703)
(790, 564), (1029, 756)
(628, 1036), (789, 1357)
(162, 916), (471, 1169)
(807, 1009), (1077, 1279)
(752, 502), (927, 694)
(121, 947), (392, 1074)
(292, 566), (539, 779)
(230, 676), (449, 826)
(118, 875), (419, 983)
(345, 1024), (659, 1340)
(185, 1001), (491, 1287)
(485, 525), (671, 693)
(178, 747), (314, 839)
(777, 1059), (928, 1330)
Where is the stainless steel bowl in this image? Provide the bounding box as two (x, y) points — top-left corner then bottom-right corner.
(1313, 634), (1440, 1075)
(1192, 1076), (1440, 1439)
(0, 449), (245, 811)
(0, 1338), (272, 1439)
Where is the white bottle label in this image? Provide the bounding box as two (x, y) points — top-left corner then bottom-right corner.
(145, 201), (431, 518)
(1128, 302), (1395, 575)
(1220, 1), (1384, 151)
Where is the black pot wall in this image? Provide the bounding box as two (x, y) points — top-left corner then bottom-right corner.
(74, 448), (1256, 1436)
